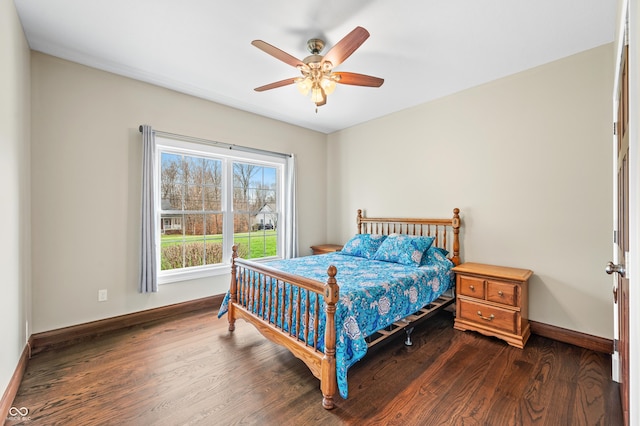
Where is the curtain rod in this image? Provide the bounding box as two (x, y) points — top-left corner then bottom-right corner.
(138, 125), (291, 159)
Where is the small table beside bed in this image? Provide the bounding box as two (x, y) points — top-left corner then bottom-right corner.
(217, 208), (462, 409)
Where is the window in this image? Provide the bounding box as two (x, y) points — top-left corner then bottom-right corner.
(156, 136), (285, 283)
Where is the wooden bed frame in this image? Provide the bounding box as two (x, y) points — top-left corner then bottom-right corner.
(226, 208), (461, 409)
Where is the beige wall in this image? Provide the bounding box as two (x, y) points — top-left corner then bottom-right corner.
(0, 0), (31, 397)
(327, 44), (615, 338)
(30, 53), (327, 333)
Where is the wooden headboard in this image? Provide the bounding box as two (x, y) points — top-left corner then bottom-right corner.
(356, 208), (461, 265)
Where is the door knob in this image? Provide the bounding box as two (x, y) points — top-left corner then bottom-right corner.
(605, 261), (626, 277)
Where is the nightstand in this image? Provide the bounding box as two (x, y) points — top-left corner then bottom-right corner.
(310, 244), (343, 255)
(452, 262), (533, 348)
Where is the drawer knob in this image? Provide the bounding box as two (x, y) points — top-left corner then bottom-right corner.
(498, 290), (503, 296)
(469, 285), (475, 291)
(477, 311), (495, 321)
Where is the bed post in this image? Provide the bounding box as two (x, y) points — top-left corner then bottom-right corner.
(321, 265), (339, 409)
(228, 244), (239, 332)
(451, 208), (461, 265)
(357, 209), (363, 234)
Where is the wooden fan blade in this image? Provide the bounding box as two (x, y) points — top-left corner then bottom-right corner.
(322, 26), (370, 67)
(251, 40), (304, 68)
(334, 72), (384, 87)
(254, 77), (297, 92)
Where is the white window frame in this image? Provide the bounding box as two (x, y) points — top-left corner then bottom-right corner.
(155, 136), (286, 284)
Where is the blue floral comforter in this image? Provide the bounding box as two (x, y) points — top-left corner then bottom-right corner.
(218, 251), (454, 398)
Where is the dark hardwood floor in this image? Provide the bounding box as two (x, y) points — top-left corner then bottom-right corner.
(7, 309), (622, 425)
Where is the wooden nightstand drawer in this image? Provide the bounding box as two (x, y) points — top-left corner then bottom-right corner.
(458, 275), (485, 299)
(486, 280), (518, 307)
(458, 299), (517, 334)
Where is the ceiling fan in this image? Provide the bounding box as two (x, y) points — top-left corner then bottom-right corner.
(251, 26), (384, 110)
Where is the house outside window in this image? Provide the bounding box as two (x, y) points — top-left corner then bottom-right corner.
(156, 136), (285, 283)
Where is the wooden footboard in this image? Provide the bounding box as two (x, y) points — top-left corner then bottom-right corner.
(227, 245), (340, 409)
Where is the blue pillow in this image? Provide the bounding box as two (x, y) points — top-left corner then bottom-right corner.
(372, 234), (435, 266)
(421, 246), (450, 266)
(339, 234), (388, 259)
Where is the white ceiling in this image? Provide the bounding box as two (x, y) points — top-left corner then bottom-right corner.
(15, 0), (616, 134)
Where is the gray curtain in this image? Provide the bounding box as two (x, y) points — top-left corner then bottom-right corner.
(139, 125), (158, 292)
(284, 154), (298, 259)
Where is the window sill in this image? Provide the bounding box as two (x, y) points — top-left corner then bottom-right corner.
(158, 264), (230, 285)
(157, 256), (283, 285)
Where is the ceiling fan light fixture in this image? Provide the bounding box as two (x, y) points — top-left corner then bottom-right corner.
(295, 77), (312, 95)
(297, 63), (311, 74)
(310, 85), (325, 104)
(320, 76), (336, 95)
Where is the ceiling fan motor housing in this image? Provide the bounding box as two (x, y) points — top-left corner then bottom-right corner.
(306, 38), (325, 54)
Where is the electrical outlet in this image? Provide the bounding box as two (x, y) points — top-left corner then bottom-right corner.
(98, 289), (108, 302)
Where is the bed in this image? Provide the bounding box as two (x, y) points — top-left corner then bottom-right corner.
(217, 208), (461, 409)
